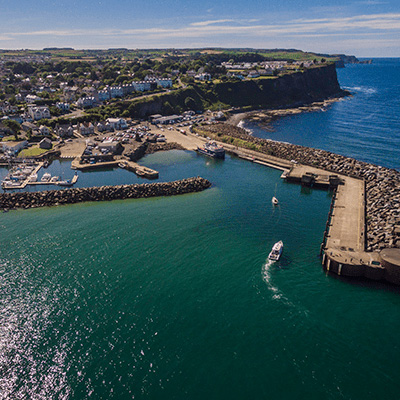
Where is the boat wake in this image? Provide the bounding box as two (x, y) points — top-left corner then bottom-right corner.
(261, 259), (281, 299)
(344, 85), (377, 95)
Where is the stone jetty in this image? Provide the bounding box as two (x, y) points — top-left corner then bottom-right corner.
(197, 123), (400, 252)
(0, 177), (211, 210)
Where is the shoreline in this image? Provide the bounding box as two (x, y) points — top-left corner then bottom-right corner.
(226, 95), (348, 129)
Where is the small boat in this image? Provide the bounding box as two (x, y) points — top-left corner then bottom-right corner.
(118, 162), (126, 169)
(272, 196), (279, 205)
(28, 173), (38, 182)
(197, 141), (225, 159)
(50, 176), (60, 183)
(57, 179), (73, 187)
(41, 172), (51, 182)
(268, 240), (283, 261)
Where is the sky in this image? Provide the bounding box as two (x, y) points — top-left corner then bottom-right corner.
(0, 0), (399, 57)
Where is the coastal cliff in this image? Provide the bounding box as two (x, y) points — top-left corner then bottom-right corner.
(126, 64), (345, 118)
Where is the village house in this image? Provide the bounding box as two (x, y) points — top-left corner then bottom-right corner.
(25, 94), (41, 103)
(63, 86), (79, 102)
(28, 106), (51, 121)
(106, 118), (128, 130)
(76, 96), (97, 108)
(78, 122), (95, 136)
(39, 137), (52, 150)
(55, 124), (74, 138)
(195, 73), (212, 81)
(56, 102), (70, 112)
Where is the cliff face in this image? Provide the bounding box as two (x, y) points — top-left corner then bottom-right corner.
(129, 64), (345, 117)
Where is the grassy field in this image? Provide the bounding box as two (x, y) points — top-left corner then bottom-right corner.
(18, 147), (49, 157)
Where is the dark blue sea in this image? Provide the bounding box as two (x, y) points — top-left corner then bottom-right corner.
(242, 58), (400, 170)
(0, 59), (399, 399)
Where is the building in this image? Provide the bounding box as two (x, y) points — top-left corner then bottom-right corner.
(28, 106), (51, 121)
(106, 118), (128, 130)
(195, 73), (212, 81)
(98, 141), (123, 154)
(55, 124), (74, 138)
(0, 140), (28, 155)
(78, 122), (95, 136)
(76, 96), (97, 109)
(25, 94), (41, 103)
(56, 102), (70, 112)
(39, 137), (52, 149)
(98, 89), (111, 101)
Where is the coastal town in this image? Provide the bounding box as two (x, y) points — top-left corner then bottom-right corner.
(1, 48), (399, 286)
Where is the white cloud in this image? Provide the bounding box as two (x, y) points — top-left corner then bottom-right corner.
(191, 19), (235, 27)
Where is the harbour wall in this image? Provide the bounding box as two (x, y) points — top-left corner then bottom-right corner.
(198, 123), (400, 251)
(0, 177), (211, 210)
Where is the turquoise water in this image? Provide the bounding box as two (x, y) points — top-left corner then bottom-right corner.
(2, 60), (400, 399)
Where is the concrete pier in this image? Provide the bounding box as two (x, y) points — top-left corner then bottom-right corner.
(284, 164), (400, 284)
(71, 158), (159, 179)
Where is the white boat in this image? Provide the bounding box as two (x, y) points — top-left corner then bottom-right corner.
(272, 196), (279, 205)
(57, 179), (73, 187)
(29, 173), (38, 182)
(268, 240), (283, 261)
(41, 172), (51, 182)
(50, 176), (60, 183)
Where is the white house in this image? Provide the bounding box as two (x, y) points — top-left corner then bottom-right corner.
(28, 106), (51, 121)
(195, 73), (211, 81)
(106, 118), (128, 130)
(25, 94), (41, 103)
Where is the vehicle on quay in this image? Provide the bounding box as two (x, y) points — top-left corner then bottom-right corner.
(197, 141), (225, 159)
(268, 241), (283, 261)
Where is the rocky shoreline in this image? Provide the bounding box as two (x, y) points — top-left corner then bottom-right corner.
(227, 96), (347, 128)
(198, 123), (400, 252)
(0, 177), (211, 211)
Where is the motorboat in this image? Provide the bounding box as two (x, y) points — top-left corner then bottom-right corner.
(57, 179), (73, 187)
(41, 172), (51, 182)
(197, 141), (225, 159)
(28, 173), (38, 182)
(268, 240), (283, 261)
(272, 196), (279, 205)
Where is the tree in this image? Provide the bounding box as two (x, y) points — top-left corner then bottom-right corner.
(2, 119), (21, 140)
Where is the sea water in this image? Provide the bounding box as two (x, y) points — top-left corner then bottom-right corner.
(1, 59), (400, 399)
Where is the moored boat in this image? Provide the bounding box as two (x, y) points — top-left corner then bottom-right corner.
(197, 141), (225, 159)
(57, 179), (73, 187)
(268, 240), (283, 261)
(41, 172), (51, 182)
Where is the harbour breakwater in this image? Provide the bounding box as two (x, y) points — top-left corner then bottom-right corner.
(198, 123), (400, 251)
(0, 177), (211, 210)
